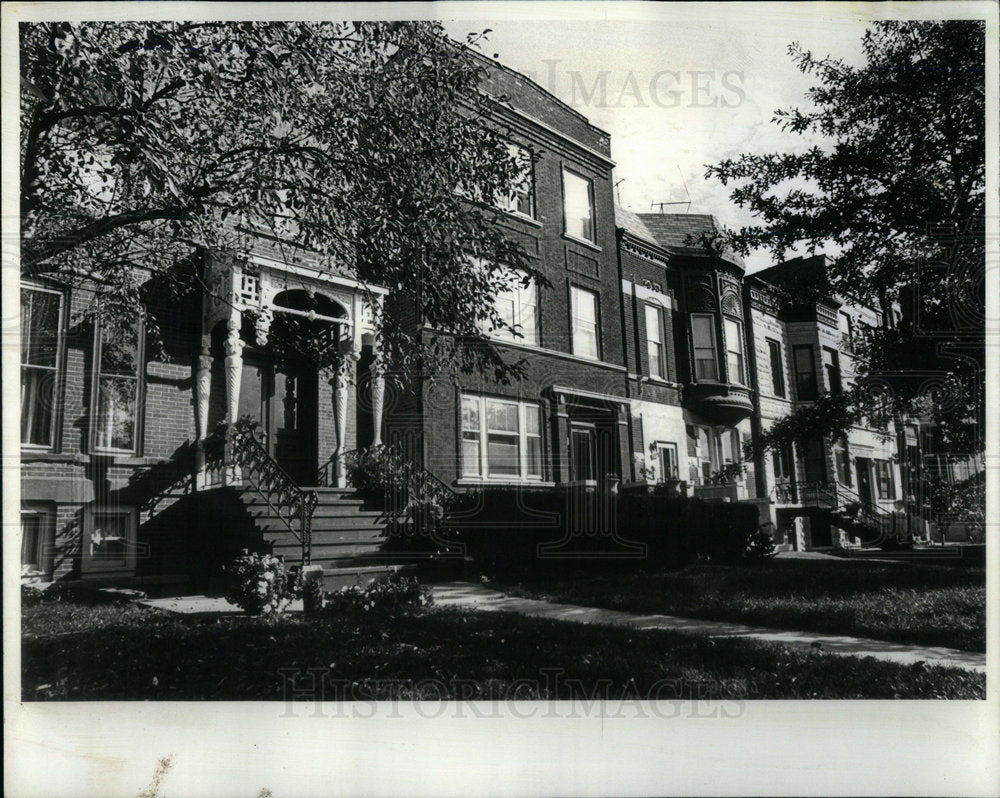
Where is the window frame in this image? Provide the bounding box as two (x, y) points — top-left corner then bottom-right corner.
(460, 393), (544, 482)
(90, 318), (145, 456)
(20, 505), (54, 576)
(874, 459), (896, 500)
(487, 270), (539, 346)
(561, 167), (596, 244)
(690, 313), (719, 382)
(20, 282), (65, 450)
(766, 338), (786, 398)
(644, 302), (667, 379)
(822, 345), (842, 395)
(724, 317), (746, 386)
(654, 441), (679, 481)
(570, 284), (602, 361)
(500, 142), (536, 220)
(82, 505), (139, 575)
(792, 344), (818, 401)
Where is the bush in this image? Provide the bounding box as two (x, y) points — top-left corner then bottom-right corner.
(444, 488), (758, 577)
(745, 524), (778, 560)
(224, 551), (292, 616)
(318, 573), (433, 622)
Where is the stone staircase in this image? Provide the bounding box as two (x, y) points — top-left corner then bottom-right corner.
(234, 485), (412, 590)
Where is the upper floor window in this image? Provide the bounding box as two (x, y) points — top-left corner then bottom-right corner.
(92, 320), (144, 454)
(766, 338), (786, 397)
(21, 285), (64, 448)
(500, 143), (535, 218)
(838, 311), (854, 353)
(793, 344), (818, 401)
(461, 394), (542, 481)
(690, 314), (719, 381)
(562, 168), (595, 243)
(724, 318), (746, 385)
(644, 303), (667, 379)
(570, 285), (600, 360)
(489, 271), (538, 346)
(822, 346), (842, 395)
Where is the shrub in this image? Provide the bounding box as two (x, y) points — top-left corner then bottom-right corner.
(445, 488), (758, 577)
(745, 524), (778, 560)
(319, 573), (433, 622)
(224, 551), (292, 616)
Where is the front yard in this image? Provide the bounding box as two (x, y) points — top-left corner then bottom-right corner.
(21, 590), (984, 700)
(500, 556), (986, 652)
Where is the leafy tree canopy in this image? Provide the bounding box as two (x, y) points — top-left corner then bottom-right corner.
(20, 20), (539, 381)
(708, 21), (985, 455)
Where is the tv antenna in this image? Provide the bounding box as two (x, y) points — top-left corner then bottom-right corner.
(650, 166), (694, 214)
(614, 178), (625, 205)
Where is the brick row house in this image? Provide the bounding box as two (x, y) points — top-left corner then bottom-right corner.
(18, 49), (956, 584)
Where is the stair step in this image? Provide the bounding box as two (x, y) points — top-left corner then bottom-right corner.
(310, 505), (384, 519)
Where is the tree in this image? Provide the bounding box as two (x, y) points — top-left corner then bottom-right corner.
(707, 21), (985, 456)
(20, 20), (540, 381)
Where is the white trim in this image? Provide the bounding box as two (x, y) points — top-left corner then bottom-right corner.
(247, 253), (390, 296)
(495, 101), (616, 167)
(551, 384), (629, 407)
(562, 233), (602, 252)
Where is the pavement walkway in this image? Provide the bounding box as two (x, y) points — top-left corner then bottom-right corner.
(135, 582), (985, 673)
(431, 581), (987, 673)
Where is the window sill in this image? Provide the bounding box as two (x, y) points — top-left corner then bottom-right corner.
(501, 210), (543, 229)
(562, 233), (601, 252)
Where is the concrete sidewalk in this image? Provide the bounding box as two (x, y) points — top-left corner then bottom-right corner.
(432, 581), (986, 673)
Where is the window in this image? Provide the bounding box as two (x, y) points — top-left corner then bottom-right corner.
(720, 428), (741, 466)
(461, 394), (543, 480)
(500, 143), (535, 218)
(772, 445), (793, 481)
(724, 318), (746, 385)
(874, 459), (896, 500)
(645, 303), (666, 379)
(21, 285), (64, 447)
(834, 437), (852, 486)
(766, 339), (786, 397)
(84, 507), (137, 574)
(21, 508), (52, 575)
(690, 314), (718, 381)
(489, 271), (538, 345)
(92, 320), (144, 454)
(793, 344), (817, 400)
(656, 442), (679, 481)
(838, 311), (854, 353)
(822, 346), (842, 395)
(570, 286), (600, 359)
(563, 168), (595, 242)
(801, 438), (827, 483)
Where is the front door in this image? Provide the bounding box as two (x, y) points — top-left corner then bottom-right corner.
(570, 425), (596, 482)
(855, 457), (873, 506)
(270, 361), (318, 485)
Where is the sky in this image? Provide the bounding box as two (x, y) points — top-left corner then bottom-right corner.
(442, 7), (875, 271)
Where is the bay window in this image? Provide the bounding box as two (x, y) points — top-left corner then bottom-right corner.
(690, 314), (718, 381)
(793, 344), (818, 400)
(570, 285), (600, 359)
(724, 318), (746, 385)
(461, 394), (543, 480)
(21, 284), (64, 448)
(92, 320), (144, 454)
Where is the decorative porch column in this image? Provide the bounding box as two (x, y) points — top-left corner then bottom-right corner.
(333, 369), (350, 488)
(371, 373), (385, 447)
(223, 320), (244, 485)
(193, 345), (213, 489)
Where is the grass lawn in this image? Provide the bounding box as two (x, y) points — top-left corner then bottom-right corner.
(500, 557), (986, 652)
(21, 592), (983, 700)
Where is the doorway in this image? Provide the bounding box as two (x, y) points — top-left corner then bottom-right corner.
(855, 457), (873, 506)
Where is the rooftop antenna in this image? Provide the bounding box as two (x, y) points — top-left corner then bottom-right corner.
(650, 168), (694, 214)
(614, 178), (625, 205)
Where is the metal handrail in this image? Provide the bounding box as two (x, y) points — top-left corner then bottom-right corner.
(229, 424), (316, 564)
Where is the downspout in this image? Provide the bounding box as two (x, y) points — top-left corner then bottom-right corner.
(615, 227), (636, 481)
(743, 277), (767, 500)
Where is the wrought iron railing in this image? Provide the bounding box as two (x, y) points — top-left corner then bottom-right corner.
(228, 423), (317, 564)
(770, 479), (891, 539)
